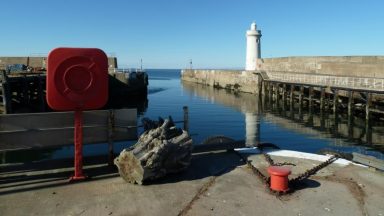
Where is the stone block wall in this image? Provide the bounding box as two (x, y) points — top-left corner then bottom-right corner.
(260, 56), (384, 78)
(181, 69), (260, 94)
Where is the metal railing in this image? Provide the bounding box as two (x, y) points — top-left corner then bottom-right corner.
(265, 71), (384, 92)
(112, 68), (145, 73)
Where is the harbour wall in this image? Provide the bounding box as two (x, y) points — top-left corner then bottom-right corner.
(260, 56), (384, 78)
(0, 56), (118, 70)
(181, 56), (384, 94)
(181, 69), (260, 94)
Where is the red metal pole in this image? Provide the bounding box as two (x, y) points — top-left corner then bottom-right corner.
(70, 110), (87, 181)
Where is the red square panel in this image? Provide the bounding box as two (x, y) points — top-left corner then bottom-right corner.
(47, 48), (108, 110)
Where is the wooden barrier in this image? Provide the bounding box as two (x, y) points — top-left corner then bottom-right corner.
(0, 109), (137, 152)
(1, 71), (12, 114)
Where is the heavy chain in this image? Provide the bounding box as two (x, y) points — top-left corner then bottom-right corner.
(234, 151), (269, 184)
(235, 150), (339, 195)
(245, 160), (270, 185)
(263, 153), (275, 166)
(289, 155), (338, 185)
(263, 153), (296, 167)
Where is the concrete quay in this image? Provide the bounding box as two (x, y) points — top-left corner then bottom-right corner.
(1, 150), (383, 216)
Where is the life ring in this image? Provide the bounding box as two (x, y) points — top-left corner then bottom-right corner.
(54, 56), (99, 105)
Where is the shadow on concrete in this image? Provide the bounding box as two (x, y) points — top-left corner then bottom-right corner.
(0, 155), (119, 195)
(148, 151), (245, 185)
(0, 151), (244, 195)
(291, 179), (321, 192)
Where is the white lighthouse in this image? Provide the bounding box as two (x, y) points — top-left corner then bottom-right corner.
(246, 22), (262, 71)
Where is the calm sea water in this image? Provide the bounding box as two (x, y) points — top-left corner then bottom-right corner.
(3, 69), (384, 163)
(145, 69), (384, 159)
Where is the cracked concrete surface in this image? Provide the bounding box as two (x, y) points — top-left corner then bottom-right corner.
(0, 151), (383, 216)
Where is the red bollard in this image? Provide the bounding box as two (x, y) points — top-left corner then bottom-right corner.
(267, 166), (291, 192)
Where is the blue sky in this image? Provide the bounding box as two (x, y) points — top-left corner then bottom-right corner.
(1, 0), (383, 68)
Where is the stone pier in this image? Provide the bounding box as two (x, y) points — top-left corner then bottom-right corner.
(181, 69), (261, 94)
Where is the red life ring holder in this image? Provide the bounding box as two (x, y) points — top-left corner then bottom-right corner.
(47, 47), (108, 111)
(54, 56), (98, 107)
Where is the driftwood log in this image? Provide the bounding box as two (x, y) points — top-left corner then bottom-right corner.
(114, 119), (192, 184)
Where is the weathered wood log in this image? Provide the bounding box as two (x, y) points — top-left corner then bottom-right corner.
(114, 119), (192, 184)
